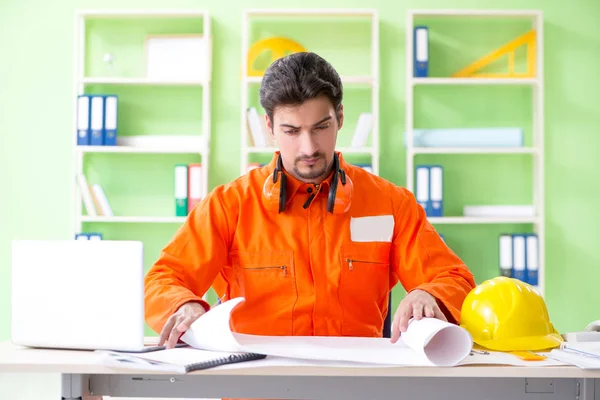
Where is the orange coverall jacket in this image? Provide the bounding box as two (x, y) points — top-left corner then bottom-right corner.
(145, 151), (476, 339)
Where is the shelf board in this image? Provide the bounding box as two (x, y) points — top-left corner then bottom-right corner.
(81, 216), (186, 223)
(245, 75), (373, 85)
(77, 145), (204, 154)
(81, 77), (206, 86)
(77, 9), (208, 18)
(411, 77), (539, 86)
(408, 9), (542, 17)
(410, 147), (537, 155)
(246, 147), (374, 155)
(428, 216), (539, 224)
(245, 8), (377, 17)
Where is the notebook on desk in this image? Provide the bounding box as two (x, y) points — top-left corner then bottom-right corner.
(11, 240), (149, 352)
(98, 347), (267, 373)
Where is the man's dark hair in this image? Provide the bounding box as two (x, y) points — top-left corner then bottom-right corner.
(259, 52), (343, 124)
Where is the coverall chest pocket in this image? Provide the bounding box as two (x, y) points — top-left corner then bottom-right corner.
(230, 250), (297, 335)
(338, 242), (391, 336)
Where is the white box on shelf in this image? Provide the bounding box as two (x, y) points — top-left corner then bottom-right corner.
(145, 34), (208, 81)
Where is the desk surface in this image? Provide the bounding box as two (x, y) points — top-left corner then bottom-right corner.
(1, 341), (600, 379)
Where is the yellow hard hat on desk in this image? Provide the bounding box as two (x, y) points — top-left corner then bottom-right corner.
(460, 276), (563, 352)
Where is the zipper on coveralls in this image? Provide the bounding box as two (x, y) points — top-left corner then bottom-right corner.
(244, 266), (287, 276)
(346, 259), (387, 271)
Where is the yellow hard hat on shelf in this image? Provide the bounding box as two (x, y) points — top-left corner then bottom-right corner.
(460, 276), (563, 352)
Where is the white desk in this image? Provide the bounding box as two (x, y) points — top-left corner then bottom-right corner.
(1, 341), (599, 400)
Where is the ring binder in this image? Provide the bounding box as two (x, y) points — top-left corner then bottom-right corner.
(99, 348), (267, 374)
(187, 352), (266, 372)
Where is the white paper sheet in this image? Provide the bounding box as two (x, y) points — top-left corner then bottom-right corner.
(181, 297), (473, 367)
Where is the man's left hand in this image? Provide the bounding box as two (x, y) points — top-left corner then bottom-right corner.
(390, 289), (447, 343)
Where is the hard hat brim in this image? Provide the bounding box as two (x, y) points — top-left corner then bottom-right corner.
(475, 332), (564, 352)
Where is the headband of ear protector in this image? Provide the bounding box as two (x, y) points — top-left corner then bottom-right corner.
(262, 152), (353, 214)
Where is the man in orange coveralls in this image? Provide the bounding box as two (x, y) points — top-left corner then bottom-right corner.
(145, 52), (476, 361)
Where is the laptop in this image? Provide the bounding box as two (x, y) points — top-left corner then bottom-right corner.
(11, 239), (151, 352)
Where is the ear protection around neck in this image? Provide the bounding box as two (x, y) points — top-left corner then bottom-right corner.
(262, 152), (353, 214)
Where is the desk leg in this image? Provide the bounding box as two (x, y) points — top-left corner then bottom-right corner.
(577, 378), (598, 400)
(61, 374), (90, 400)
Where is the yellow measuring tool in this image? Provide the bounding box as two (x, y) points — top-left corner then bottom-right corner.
(452, 30), (536, 78)
(509, 351), (547, 361)
(247, 37), (307, 77)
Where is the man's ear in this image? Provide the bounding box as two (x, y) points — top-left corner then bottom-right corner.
(337, 104), (344, 130)
(264, 114), (275, 140)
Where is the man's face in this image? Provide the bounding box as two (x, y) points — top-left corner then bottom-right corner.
(266, 95), (343, 184)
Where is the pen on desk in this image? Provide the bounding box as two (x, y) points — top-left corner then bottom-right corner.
(470, 349), (490, 355)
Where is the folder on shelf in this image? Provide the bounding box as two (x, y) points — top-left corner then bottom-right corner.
(413, 26), (429, 77)
(415, 165), (429, 214)
(91, 184), (113, 217)
(429, 165), (443, 217)
(499, 234), (513, 278)
(76, 173), (97, 217)
(174, 164), (188, 217)
(512, 234), (526, 282)
(75, 233), (102, 240)
(90, 95), (105, 146)
(246, 107), (269, 148)
(350, 113), (373, 148)
(526, 233), (539, 286)
(103, 95), (118, 146)
(188, 163), (203, 213)
(76, 95), (91, 146)
(404, 127), (524, 148)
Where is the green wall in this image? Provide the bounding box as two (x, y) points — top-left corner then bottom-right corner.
(1, 0), (599, 341)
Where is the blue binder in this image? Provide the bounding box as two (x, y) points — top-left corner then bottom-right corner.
(525, 233), (539, 286)
(414, 26), (429, 77)
(103, 95), (118, 146)
(428, 165), (443, 217)
(90, 95), (105, 146)
(415, 165), (430, 213)
(499, 234), (513, 277)
(75, 232), (103, 240)
(76, 95), (91, 145)
(511, 234), (526, 282)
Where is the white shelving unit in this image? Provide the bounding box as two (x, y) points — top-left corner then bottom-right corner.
(405, 10), (545, 295)
(240, 8), (379, 176)
(72, 9), (212, 234)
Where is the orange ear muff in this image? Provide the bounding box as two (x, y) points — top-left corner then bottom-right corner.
(262, 152), (352, 214)
(262, 155), (287, 213)
(327, 153), (353, 214)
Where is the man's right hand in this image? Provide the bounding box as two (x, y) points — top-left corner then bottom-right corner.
(158, 301), (207, 349)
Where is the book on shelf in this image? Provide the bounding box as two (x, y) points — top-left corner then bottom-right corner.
(349, 112), (373, 148)
(76, 174), (112, 217)
(246, 107), (275, 148)
(174, 163), (204, 217)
